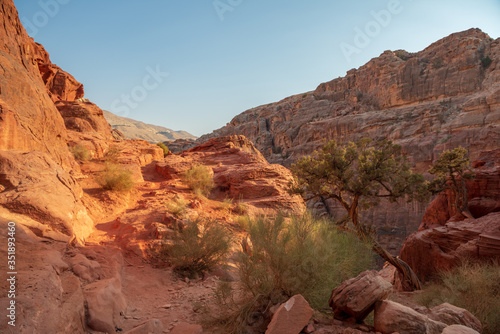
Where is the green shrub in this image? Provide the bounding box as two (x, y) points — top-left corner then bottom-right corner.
(166, 196), (189, 218)
(417, 261), (500, 334)
(157, 142), (169, 157)
(162, 220), (232, 278)
(183, 164), (215, 197)
(481, 56), (492, 68)
(206, 214), (374, 332)
(70, 143), (91, 161)
(96, 163), (135, 191)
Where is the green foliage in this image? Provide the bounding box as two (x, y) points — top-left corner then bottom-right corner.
(417, 261), (500, 334)
(290, 138), (428, 290)
(157, 142), (169, 157)
(291, 139), (429, 218)
(481, 56), (492, 68)
(183, 164), (215, 197)
(207, 214), (374, 332)
(70, 143), (91, 161)
(166, 196), (188, 218)
(428, 147), (474, 215)
(162, 220), (232, 278)
(96, 163), (135, 191)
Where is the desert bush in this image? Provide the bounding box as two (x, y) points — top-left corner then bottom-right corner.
(96, 163), (134, 191)
(162, 220), (232, 278)
(481, 56), (492, 68)
(157, 142), (169, 157)
(417, 260), (500, 334)
(206, 213), (374, 332)
(166, 196), (189, 218)
(70, 143), (91, 161)
(183, 164), (214, 197)
(105, 145), (121, 163)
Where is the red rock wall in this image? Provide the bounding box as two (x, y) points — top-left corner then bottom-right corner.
(0, 0), (72, 167)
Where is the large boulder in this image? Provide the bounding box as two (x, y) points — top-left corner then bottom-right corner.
(84, 277), (127, 333)
(374, 300), (447, 334)
(329, 270), (392, 321)
(265, 294), (314, 334)
(427, 303), (482, 333)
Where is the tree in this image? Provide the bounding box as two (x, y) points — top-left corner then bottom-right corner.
(428, 147), (474, 219)
(290, 138), (429, 290)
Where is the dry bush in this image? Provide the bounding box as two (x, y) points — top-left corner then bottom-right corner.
(104, 145), (121, 163)
(96, 163), (134, 191)
(161, 220), (232, 278)
(417, 260), (500, 334)
(183, 164), (214, 197)
(205, 213), (374, 332)
(70, 143), (91, 161)
(166, 196), (189, 218)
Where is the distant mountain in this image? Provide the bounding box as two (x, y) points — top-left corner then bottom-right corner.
(103, 110), (197, 143)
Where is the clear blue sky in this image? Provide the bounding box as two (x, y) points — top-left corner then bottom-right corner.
(13, 0), (500, 137)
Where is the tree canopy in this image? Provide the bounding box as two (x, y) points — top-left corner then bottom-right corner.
(291, 138), (429, 290)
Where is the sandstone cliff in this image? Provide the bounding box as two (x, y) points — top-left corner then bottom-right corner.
(200, 28), (500, 255)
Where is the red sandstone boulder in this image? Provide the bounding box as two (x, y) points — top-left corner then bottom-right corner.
(329, 270), (392, 321)
(374, 300), (447, 334)
(265, 294), (313, 334)
(427, 303), (482, 333)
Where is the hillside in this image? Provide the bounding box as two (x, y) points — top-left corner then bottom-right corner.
(200, 28), (500, 255)
(103, 110), (197, 143)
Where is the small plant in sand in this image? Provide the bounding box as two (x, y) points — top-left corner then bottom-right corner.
(183, 164), (215, 197)
(162, 219), (232, 279)
(417, 260), (500, 334)
(70, 143), (91, 161)
(96, 163), (135, 191)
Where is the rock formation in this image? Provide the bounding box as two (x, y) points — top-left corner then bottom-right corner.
(155, 135), (306, 215)
(400, 150), (500, 281)
(0, 0), (73, 167)
(200, 28), (500, 255)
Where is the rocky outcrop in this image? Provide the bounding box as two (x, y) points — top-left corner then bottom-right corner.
(420, 149), (500, 230)
(199, 28), (500, 256)
(33, 42), (84, 102)
(400, 150), (500, 281)
(155, 135), (305, 214)
(0, 151), (93, 241)
(400, 211), (500, 282)
(57, 100), (114, 140)
(0, 0), (73, 167)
